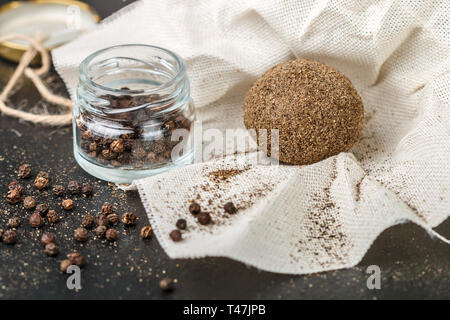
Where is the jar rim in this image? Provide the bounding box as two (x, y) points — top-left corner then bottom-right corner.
(78, 44), (187, 95)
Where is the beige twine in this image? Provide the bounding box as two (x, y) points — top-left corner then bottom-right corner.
(0, 34), (73, 126)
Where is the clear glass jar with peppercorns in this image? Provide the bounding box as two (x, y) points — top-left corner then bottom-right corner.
(74, 44), (195, 183)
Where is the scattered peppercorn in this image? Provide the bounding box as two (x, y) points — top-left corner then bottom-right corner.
(67, 252), (85, 267)
(8, 181), (23, 193)
(7, 217), (20, 229)
(60, 259), (72, 272)
(67, 181), (81, 195)
(176, 219), (187, 230)
(2, 230), (17, 244)
(224, 201), (238, 214)
(23, 196), (36, 210)
(47, 210), (59, 223)
(189, 202), (201, 215)
(169, 229), (182, 242)
(34, 171), (50, 190)
(105, 228), (117, 241)
(121, 212), (136, 226)
(81, 183), (93, 196)
(29, 212), (43, 228)
(41, 233), (56, 246)
(0, 229), (3, 240)
(96, 214), (110, 227)
(44, 243), (59, 256)
(18, 164), (31, 179)
(35, 203), (49, 216)
(107, 213), (119, 225)
(101, 202), (114, 215)
(110, 139), (125, 153)
(53, 185), (65, 197)
(74, 227), (89, 242)
(81, 214), (95, 229)
(62, 199), (74, 210)
(6, 189), (21, 204)
(159, 277), (174, 291)
(141, 226), (153, 239)
(95, 225), (107, 238)
(197, 212), (212, 225)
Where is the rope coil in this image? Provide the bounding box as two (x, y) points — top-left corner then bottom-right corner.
(0, 34), (73, 126)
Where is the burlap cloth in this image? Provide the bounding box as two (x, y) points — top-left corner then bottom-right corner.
(53, 0), (449, 274)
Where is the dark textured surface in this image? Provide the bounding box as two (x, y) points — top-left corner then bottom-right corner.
(0, 0), (449, 300)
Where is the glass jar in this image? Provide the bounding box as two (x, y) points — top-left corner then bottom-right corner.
(73, 44), (195, 184)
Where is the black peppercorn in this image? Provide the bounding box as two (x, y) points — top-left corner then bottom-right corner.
(8, 181), (23, 193)
(107, 213), (119, 225)
(189, 202), (201, 215)
(81, 183), (93, 196)
(74, 227), (89, 242)
(141, 226), (153, 239)
(121, 212), (136, 226)
(169, 229), (182, 242)
(60, 259), (72, 272)
(97, 214), (110, 227)
(110, 139), (125, 153)
(23, 196), (36, 210)
(224, 201), (238, 214)
(35, 203), (49, 216)
(7, 217), (20, 229)
(67, 252), (85, 267)
(0, 229), (3, 240)
(67, 181), (81, 195)
(105, 228), (117, 241)
(44, 243), (59, 257)
(53, 185), (65, 197)
(18, 164), (31, 179)
(101, 202), (114, 215)
(2, 230), (17, 244)
(29, 212), (43, 228)
(34, 171), (50, 190)
(197, 212), (212, 225)
(47, 210), (59, 223)
(41, 233), (56, 246)
(62, 199), (74, 210)
(176, 219), (187, 230)
(6, 189), (21, 204)
(81, 214), (95, 229)
(95, 225), (107, 238)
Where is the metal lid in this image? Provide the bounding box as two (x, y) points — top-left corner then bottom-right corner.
(0, 0), (100, 63)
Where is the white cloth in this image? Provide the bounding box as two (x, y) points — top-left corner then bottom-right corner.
(53, 0), (450, 274)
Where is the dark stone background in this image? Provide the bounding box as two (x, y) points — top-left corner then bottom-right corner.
(0, 0), (448, 300)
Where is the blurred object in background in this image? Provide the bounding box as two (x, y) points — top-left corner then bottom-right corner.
(0, 0), (99, 63)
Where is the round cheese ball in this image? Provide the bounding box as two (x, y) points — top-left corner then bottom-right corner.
(243, 59), (364, 165)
